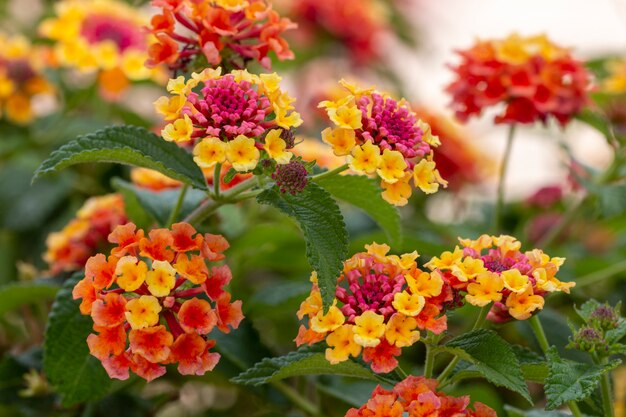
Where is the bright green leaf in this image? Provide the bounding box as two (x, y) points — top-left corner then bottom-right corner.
(0, 281), (59, 316)
(315, 175), (402, 246)
(257, 184), (348, 310)
(545, 347), (621, 410)
(32, 126), (207, 190)
(441, 329), (531, 404)
(44, 275), (112, 406)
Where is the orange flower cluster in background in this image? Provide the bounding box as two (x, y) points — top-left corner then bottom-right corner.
(0, 33), (55, 124)
(45, 194), (127, 275)
(72, 222), (243, 381)
(446, 34), (590, 125)
(346, 376), (496, 417)
(319, 80), (446, 206)
(39, 0), (164, 101)
(289, 0), (388, 63)
(296, 243), (451, 373)
(131, 166), (251, 192)
(426, 235), (575, 322)
(147, 0), (296, 72)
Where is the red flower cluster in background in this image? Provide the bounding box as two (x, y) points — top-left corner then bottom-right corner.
(446, 34), (590, 126)
(346, 376), (496, 417)
(147, 0), (296, 71)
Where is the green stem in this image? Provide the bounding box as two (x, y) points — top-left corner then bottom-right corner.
(183, 177), (258, 225)
(424, 343), (436, 379)
(270, 381), (322, 417)
(395, 366), (408, 380)
(529, 315), (583, 417)
(166, 184), (188, 226)
(213, 163), (222, 197)
(437, 306), (490, 384)
(311, 164), (349, 182)
(492, 125), (516, 233)
(599, 366), (615, 417)
(536, 197), (584, 248)
(576, 259), (626, 288)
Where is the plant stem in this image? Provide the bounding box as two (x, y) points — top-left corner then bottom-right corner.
(575, 259), (626, 288)
(183, 177), (258, 225)
(395, 366), (408, 380)
(166, 184), (188, 226)
(598, 358), (616, 417)
(492, 125), (516, 233)
(437, 306), (490, 384)
(536, 197), (583, 248)
(311, 164), (349, 182)
(213, 163), (222, 197)
(270, 380), (322, 416)
(424, 343), (436, 379)
(529, 315), (583, 417)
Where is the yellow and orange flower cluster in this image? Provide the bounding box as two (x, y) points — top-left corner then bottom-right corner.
(319, 80), (447, 206)
(155, 68), (302, 172)
(447, 33), (590, 125)
(602, 58), (626, 94)
(147, 0), (295, 72)
(39, 0), (163, 101)
(45, 194), (127, 275)
(0, 33), (55, 124)
(346, 375), (496, 417)
(72, 222), (243, 381)
(426, 235), (575, 322)
(296, 243), (451, 373)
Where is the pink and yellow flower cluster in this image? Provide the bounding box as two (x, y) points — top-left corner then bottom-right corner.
(147, 0), (296, 71)
(426, 235), (575, 322)
(319, 80), (447, 206)
(296, 243), (451, 373)
(45, 194), (127, 275)
(446, 33), (590, 125)
(155, 68), (302, 172)
(39, 0), (164, 100)
(346, 376), (496, 417)
(72, 222), (243, 381)
(0, 33), (55, 124)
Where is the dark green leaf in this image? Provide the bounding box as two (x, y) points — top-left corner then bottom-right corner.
(575, 300), (602, 323)
(316, 175), (402, 247)
(606, 320), (626, 344)
(440, 329), (531, 403)
(44, 275), (112, 405)
(504, 405), (579, 417)
(597, 183), (626, 218)
(257, 183), (348, 310)
(545, 347), (621, 409)
(0, 281), (59, 316)
(33, 125), (207, 190)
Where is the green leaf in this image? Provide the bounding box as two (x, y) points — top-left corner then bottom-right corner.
(257, 183), (348, 310)
(440, 329), (531, 403)
(504, 405), (577, 417)
(32, 125), (208, 190)
(44, 275), (112, 406)
(575, 300), (602, 322)
(597, 183), (626, 218)
(315, 175), (402, 247)
(231, 347), (383, 386)
(0, 281), (59, 316)
(112, 178), (206, 225)
(544, 347), (621, 410)
(223, 167), (238, 184)
(606, 320), (626, 344)
(513, 345), (549, 384)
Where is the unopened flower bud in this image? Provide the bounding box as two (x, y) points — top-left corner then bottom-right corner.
(568, 326), (607, 353)
(272, 161), (308, 195)
(589, 304), (620, 331)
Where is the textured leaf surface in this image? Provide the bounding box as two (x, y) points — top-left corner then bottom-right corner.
(257, 183), (348, 310)
(316, 175), (402, 246)
(231, 347), (379, 386)
(0, 281), (59, 316)
(33, 125), (207, 190)
(441, 329), (531, 403)
(43, 275), (112, 405)
(113, 179), (207, 225)
(545, 347), (620, 410)
(504, 405), (582, 417)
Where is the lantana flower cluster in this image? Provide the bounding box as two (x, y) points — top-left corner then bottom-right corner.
(131, 165), (251, 192)
(296, 243), (451, 373)
(147, 0), (296, 72)
(319, 80), (447, 206)
(446, 33), (590, 125)
(39, 0), (163, 100)
(346, 376), (496, 417)
(602, 58), (626, 94)
(155, 68), (303, 173)
(0, 33), (55, 124)
(72, 222), (243, 381)
(426, 235), (575, 322)
(45, 194), (127, 275)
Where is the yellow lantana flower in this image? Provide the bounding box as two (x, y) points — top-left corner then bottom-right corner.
(115, 256), (147, 292)
(321, 127), (356, 156)
(412, 157), (447, 194)
(193, 137), (227, 169)
(406, 271), (444, 298)
(353, 310), (386, 347)
(381, 173), (412, 206)
(424, 246), (463, 270)
(501, 269), (529, 294)
(226, 135), (260, 171)
(451, 257), (486, 282)
(146, 260), (176, 297)
(377, 149), (407, 184)
(506, 284), (545, 320)
(385, 313), (420, 347)
(466, 271), (504, 307)
(263, 129), (292, 164)
(162, 114), (193, 142)
(311, 305), (345, 333)
(125, 295), (162, 329)
(325, 324), (362, 364)
(349, 141), (381, 174)
(392, 291), (425, 317)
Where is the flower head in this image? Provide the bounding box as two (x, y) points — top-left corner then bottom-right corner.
(39, 0), (163, 100)
(73, 222), (243, 381)
(147, 0), (296, 72)
(295, 243), (451, 372)
(271, 160), (309, 195)
(319, 80), (446, 206)
(446, 33), (590, 126)
(427, 234), (575, 322)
